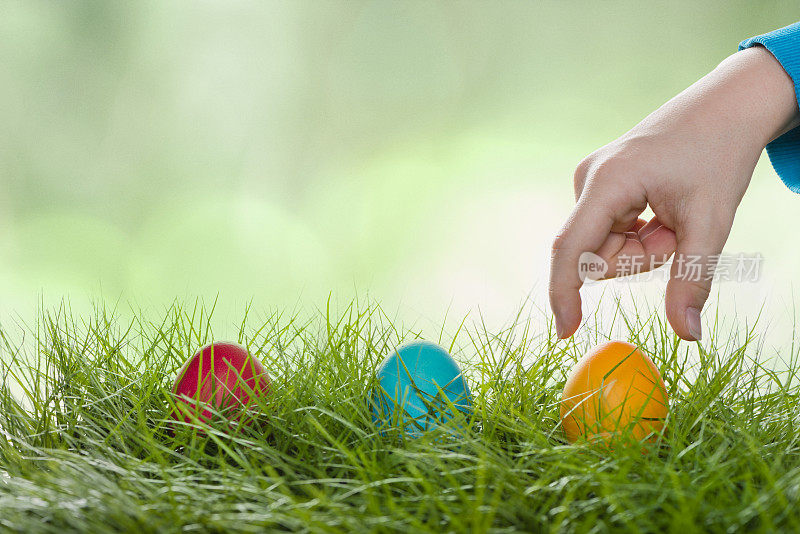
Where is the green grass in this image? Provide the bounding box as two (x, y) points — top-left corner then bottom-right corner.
(1, 298), (800, 533)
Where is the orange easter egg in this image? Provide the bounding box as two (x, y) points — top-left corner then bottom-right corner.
(560, 341), (668, 445)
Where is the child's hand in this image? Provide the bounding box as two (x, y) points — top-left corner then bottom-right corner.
(550, 46), (799, 341)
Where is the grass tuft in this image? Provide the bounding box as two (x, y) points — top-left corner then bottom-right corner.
(1, 298), (800, 532)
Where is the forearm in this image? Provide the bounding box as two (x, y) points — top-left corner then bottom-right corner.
(635, 47), (799, 151)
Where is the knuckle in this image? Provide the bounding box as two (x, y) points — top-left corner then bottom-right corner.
(573, 156), (594, 197)
(576, 158), (630, 207)
(676, 276), (712, 302)
(589, 156), (625, 184)
(551, 233), (569, 253)
(687, 278), (712, 299)
(574, 156), (592, 180)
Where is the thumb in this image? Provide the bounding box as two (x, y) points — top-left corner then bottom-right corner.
(665, 218), (731, 341)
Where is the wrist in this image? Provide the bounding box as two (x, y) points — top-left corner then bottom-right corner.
(721, 46), (800, 146)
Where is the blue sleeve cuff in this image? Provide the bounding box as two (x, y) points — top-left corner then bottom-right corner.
(740, 22), (800, 193)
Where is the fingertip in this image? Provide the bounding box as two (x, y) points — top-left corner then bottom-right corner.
(665, 308), (689, 341)
(665, 307), (701, 341)
(557, 319), (579, 339)
(552, 298), (582, 339)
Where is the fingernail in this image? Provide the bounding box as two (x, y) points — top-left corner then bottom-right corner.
(685, 307), (702, 341)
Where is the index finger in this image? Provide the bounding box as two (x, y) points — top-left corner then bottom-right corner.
(549, 198), (615, 338)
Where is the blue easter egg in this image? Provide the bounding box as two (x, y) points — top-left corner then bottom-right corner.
(372, 340), (472, 436)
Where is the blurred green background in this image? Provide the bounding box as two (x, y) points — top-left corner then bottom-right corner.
(2, 2), (800, 338)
